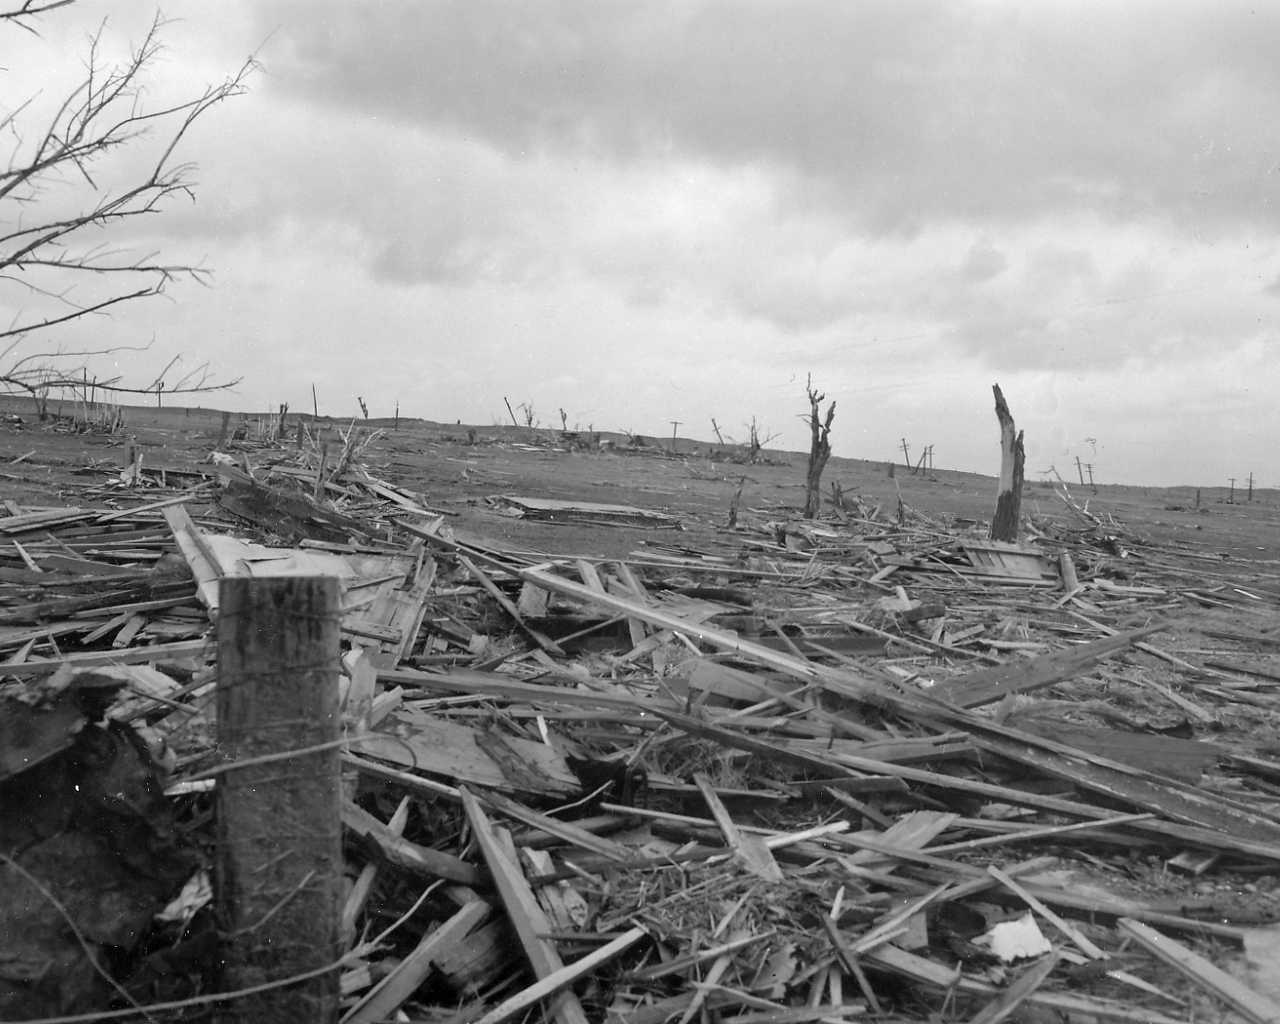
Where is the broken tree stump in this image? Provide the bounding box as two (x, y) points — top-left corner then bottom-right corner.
(989, 384), (1025, 542)
(803, 376), (836, 519)
(215, 576), (343, 1024)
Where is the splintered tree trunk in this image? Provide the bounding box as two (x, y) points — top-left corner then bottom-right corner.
(215, 576), (343, 1024)
(803, 378), (836, 519)
(804, 445), (832, 518)
(989, 384), (1025, 542)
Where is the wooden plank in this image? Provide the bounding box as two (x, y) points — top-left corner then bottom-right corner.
(342, 899), (490, 1024)
(1012, 722), (1221, 783)
(520, 567), (829, 684)
(218, 466), (370, 543)
(1118, 918), (1280, 1024)
(962, 727), (1280, 846)
(342, 562), (434, 662)
(613, 562), (651, 648)
(496, 495), (677, 527)
(343, 751), (460, 802)
(0, 639), (214, 677)
(653, 707), (1280, 864)
(460, 787), (591, 1024)
(341, 797), (409, 946)
(459, 555), (566, 657)
(388, 560), (434, 663)
(931, 623), (1167, 708)
(469, 926), (648, 1024)
(844, 810), (957, 872)
(695, 773), (783, 881)
(341, 801), (484, 886)
(480, 790), (632, 861)
(866, 943), (1187, 1024)
(967, 951), (1062, 1024)
(111, 614), (146, 649)
(0, 508), (93, 533)
(164, 504), (222, 614)
(357, 716), (578, 799)
(35, 554), (142, 576)
(379, 666), (667, 714)
(987, 865), (1106, 959)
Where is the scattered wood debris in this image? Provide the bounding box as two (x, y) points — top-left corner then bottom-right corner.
(5, 425), (1280, 1023)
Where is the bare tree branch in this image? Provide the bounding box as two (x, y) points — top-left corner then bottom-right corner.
(0, 1), (75, 34)
(1, 3), (256, 412)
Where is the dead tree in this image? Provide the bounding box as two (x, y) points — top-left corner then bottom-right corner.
(802, 376), (836, 519)
(0, 6), (255, 411)
(989, 383), (1025, 541)
(742, 417), (779, 464)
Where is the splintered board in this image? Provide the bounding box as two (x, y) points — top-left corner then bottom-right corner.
(961, 540), (1058, 580)
(493, 496), (679, 529)
(358, 709), (580, 799)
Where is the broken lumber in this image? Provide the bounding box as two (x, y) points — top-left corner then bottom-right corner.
(1118, 918), (1280, 1024)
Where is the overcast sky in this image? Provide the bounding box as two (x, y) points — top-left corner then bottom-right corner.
(4, 2), (1279, 487)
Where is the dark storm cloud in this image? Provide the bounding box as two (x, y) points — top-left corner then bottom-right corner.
(258, 0), (1280, 234)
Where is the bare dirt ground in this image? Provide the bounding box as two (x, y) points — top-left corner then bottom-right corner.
(4, 397), (1278, 563)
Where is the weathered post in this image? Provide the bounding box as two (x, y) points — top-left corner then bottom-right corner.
(989, 384), (1025, 542)
(215, 576), (343, 1024)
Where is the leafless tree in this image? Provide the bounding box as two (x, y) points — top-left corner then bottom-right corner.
(1, 3), (256, 415)
(802, 375), (835, 519)
(742, 417), (780, 464)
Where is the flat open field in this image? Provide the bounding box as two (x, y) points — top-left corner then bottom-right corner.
(3, 396), (1279, 564)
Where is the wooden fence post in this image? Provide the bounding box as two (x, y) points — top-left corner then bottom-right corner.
(215, 576), (343, 1023)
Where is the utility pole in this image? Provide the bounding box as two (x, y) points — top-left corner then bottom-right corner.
(1248, 472), (1254, 502)
(926, 445), (934, 471)
(900, 438), (911, 468)
(711, 418), (725, 445)
(1085, 464), (1095, 492)
(670, 421), (681, 453)
(1075, 456), (1085, 486)
(1229, 477), (1236, 503)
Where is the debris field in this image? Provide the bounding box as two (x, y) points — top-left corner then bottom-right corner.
(4, 413), (1280, 1023)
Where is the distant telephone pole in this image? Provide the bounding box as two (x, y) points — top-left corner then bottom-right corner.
(1229, 477), (1236, 503)
(1248, 472), (1255, 502)
(670, 421), (681, 452)
(1075, 456), (1085, 486)
(1085, 463), (1095, 492)
(900, 438), (911, 468)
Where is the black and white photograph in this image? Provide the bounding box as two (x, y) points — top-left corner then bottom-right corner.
(3, 3), (1280, 1021)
